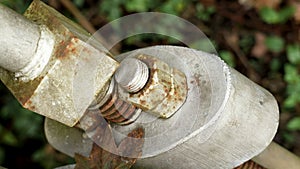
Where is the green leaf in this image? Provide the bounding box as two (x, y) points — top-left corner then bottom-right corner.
(239, 35), (254, 53)
(287, 117), (300, 131)
(287, 44), (300, 65)
(283, 132), (295, 143)
(219, 50), (235, 67)
(2, 130), (18, 146)
(159, 0), (185, 15)
(13, 109), (43, 140)
(270, 58), (281, 72)
(73, 0), (84, 8)
(284, 93), (299, 108)
(265, 35), (284, 53)
(259, 6), (295, 24)
(278, 6), (296, 23)
(284, 64), (300, 84)
(196, 4), (215, 21)
(99, 0), (123, 21)
(259, 7), (280, 24)
(124, 0), (148, 12)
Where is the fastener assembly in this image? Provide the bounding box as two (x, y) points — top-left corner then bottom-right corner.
(1, 1), (300, 169)
(0, 0), (119, 127)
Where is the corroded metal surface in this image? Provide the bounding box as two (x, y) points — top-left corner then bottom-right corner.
(43, 45), (279, 169)
(97, 81), (141, 124)
(119, 54), (188, 118)
(0, 0), (119, 126)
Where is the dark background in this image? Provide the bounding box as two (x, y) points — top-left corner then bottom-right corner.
(0, 0), (299, 168)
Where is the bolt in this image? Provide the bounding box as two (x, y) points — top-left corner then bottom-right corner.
(98, 82), (141, 124)
(117, 54), (188, 119)
(87, 79), (142, 125)
(114, 58), (149, 93)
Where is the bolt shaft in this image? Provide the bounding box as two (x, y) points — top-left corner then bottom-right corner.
(87, 79), (141, 125)
(114, 58), (149, 93)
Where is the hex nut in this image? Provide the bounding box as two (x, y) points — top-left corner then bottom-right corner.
(0, 1), (119, 127)
(118, 54), (187, 118)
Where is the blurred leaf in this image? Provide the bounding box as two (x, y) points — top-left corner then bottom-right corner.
(270, 58), (281, 72)
(0, 94), (43, 142)
(278, 6), (296, 23)
(284, 83), (300, 108)
(196, 4), (215, 21)
(282, 132), (295, 143)
(72, 0), (84, 8)
(265, 35), (284, 53)
(287, 44), (300, 65)
(2, 130), (18, 146)
(239, 34), (254, 53)
(13, 109), (43, 140)
(287, 117), (300, 131)
(99, 0), (123, 21)
(284, 63), (300, 108)
(284, 92), (300, 108)
(219, 50), (236, 67)
(259, 7), (280, 24)
(159, 0), (185, 15)
(0, 97), (20, 120)
(259, 6), (295, 24)
(0, 0), (30, 13)
(284, 64), (300, 84)
(124, 0), (149, 12)
(33, 146), (74, 169)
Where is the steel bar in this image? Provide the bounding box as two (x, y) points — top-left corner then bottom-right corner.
(0, 4), (40, 72)
(252, 142), (300, 169)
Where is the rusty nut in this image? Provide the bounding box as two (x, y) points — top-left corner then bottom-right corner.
(117, 54), (187, 118)
(0, 1), (118, 127)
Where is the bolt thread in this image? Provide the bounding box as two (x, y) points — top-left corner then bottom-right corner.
(96, 80), (141, 125)
(115, 58), (149, 93)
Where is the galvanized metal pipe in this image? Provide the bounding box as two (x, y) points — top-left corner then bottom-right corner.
(253, 142), (300, 169)
(0, 3), (55, 81)
(0, 4), (40, 72)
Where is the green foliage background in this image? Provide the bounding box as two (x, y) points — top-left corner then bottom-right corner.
(0, 0), (299, 168)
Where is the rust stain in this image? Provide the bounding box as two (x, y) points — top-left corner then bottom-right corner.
(98, 90), (139, 124)
(234, 160), (265, 169)
(56, 38), (80, 60)
(140, 100), (146, 105)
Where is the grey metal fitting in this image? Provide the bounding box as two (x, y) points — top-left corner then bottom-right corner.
(45, 46), (279, 169)
(0, 3), (54, 81)
(0, 1), (118, 127)
(117, 54), (187, 118)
